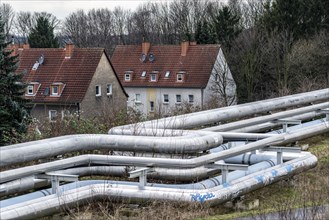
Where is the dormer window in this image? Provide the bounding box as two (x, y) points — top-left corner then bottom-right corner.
(150, 71), (159, 82)
(125, 73), (131, 81)
(124, 71), (133, 81)
(52, 86), (58, 95)
(25, 82), (41, 96)
(176, 72), (185, 82)
(50, 82), (65, 97)
(27, 85), (34, 95)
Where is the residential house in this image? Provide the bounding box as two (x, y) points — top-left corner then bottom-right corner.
(111, 41), (236, 116)
(14, 43), (128, 121)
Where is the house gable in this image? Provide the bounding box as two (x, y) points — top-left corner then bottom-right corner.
(80, 53), (128, 118)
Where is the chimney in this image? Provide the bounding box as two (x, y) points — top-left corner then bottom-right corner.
(8, 44), (18, 56)
(22, 44), (30, 49)
(181, 41), (189, 56)
(142, 42), (150, 55)
(65, 43), (74, 59)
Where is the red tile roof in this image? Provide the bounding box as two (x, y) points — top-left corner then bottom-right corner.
(111, 44), (221, 88)
(16, 47), (125, 103)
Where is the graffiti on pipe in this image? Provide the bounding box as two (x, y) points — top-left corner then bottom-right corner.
(190, 192), (215, 203)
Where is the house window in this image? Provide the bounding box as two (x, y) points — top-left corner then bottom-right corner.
(49, 110), (57, 121)
(150, 74), (157, 82)
(165, 71), (170, 78)
(163, 94), (169, 103)
(188, 95), (194, 103)
(106, 84), (112, 95)
(150, 101), (154, 112)
(27, 85), (34, 95)
(50, 83), (65, 97)
(135, 94), (141, 103)
(96, 85), (101, 96)
(125, 73), (131, 81)
(177, 73), (183, 82)
(52, 86), (59, 95)
(215, 74), (220, 82)
(141, 71), (146, 77)
(176, 94), (181, 103)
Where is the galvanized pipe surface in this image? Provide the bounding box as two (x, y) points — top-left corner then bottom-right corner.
(0, 133), (223, 167)
(0, 154), (317, 220)
(2, 121), (327, 183)
(202, 102), (329, 132)
(113, 89), (329, 130)
(231, 112), (324, 133)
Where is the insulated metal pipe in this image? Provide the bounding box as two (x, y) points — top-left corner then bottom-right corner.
(0, 154), (317, 219)
(231, 112), (324, 133)
(113, 89), (329, 130)
(2, 121), (327, 183)
(202, 103), (329, 132)
(0, 133), (223, 167)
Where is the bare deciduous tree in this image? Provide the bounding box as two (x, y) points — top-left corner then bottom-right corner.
(0, 3), (15, 38)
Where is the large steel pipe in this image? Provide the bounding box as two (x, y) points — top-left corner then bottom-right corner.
(0, 133), (223, 167)
(202, 103), (329, 132)
(113, 89), (329, 130)
(0, 154), (317, 219)
(2, 121), (327, 183)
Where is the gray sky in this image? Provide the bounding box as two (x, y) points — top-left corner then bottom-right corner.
(2, 0), (172, 20)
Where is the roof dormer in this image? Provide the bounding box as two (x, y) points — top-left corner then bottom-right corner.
(124, 71), (133, 82)
(149, 71), (159, 82)
(25, 82), (41, 96)
(176, 71), (186, 82)
(50, 82), (65, 97)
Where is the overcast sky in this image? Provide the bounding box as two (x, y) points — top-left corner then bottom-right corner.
(2, 0), (173, 20)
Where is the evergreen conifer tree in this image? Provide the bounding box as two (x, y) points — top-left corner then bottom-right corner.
(28, 15), (59, 48)
(0, 16), (29, 145)
(212, 6), (241, 49)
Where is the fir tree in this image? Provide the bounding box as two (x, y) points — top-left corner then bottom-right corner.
(0, 16), (29, 145)
(212, 6), (241, 50)
(28, 15), (59, 48)
(195, 19), (216, 44)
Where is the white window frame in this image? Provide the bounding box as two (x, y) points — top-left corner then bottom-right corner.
(51, 86), (59, 95)
(27, 85), (34, 95)
(150, 74), (157, 82)
(106, 84), (112, 95)
(150, 101), (155, 112)
(163, 94), (169, 104)
(96, 85), (101, 96)
(49, 110), (57, 121)
(177, 73), (183, 82)
(188, 95), (194, 103)
(176, 94), (181, 103)
(135, 93), (141, 103)
(125, 73), (131, 81)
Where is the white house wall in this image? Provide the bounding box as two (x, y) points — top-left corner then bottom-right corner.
(203, 48), (237, 106)
(125, 87), (203, 115)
